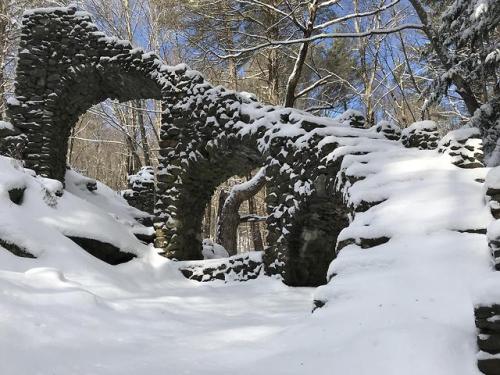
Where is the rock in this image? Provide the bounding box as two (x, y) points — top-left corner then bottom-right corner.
(438, 127), (484, 168)
(123, 166), (155, 215)
(374, 120), (401, 141)
(179, 252), (263, 283)
(336, 109), (366, 128)
(8, 187), (25, 205)
(478, 334), (500, 354)
(475, 305), (500, 374)
(312, 299), (327, 312)
(0, 238), (36, 258)
(67, 236), (136, 265)
(478, 358), (500, 375)
(401, 120), (440, 150)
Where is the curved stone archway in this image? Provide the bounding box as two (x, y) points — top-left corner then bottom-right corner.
(8, 6), (166, 181)
(8, 6), (399, 286)
(154, 83), (362, 285)
(154, 87), (269, 260)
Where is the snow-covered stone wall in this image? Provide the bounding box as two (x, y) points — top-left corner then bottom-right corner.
(122, 166), (155, 220)
(7, 6), (168, 181)
(5, 5), (488, 287)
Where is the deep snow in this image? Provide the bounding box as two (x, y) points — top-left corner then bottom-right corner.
(0, 132), (498, 374)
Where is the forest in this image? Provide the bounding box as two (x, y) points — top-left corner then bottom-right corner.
(0, 0), (499, 374)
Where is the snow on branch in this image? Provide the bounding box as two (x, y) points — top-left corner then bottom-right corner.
(218, 23), (424, 59)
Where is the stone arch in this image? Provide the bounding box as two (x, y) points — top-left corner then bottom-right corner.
(8, 6), (166, 182)
(8, 6), (368, 286)
(166, 144), (266, 260)
(155, 80), (355, 284)
(154, 88), (269, 260)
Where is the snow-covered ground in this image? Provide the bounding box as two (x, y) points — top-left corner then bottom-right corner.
(0, 255), (313, 375)
(0, 135), (498, 374)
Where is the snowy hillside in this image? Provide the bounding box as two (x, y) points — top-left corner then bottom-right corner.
(0, 136), (498, 374)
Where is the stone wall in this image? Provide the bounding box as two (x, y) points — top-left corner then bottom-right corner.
(123, 166), (155, 217)
(0, 121), (26, 159)
(401, 120), (440, 150)
(475, 167), (500, 374)
(7, 6), (166, 182)
(179, 252), (263, 283)
(8, 6), (359, 286)
(475, 304), (500, 374)
(6, 6), (487, 288)
(438, 127), (484, 169)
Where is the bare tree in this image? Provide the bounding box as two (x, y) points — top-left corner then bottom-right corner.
(216, 168), (267, 255)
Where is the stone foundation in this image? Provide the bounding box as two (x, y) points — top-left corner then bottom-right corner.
(179, 252), (263, 282)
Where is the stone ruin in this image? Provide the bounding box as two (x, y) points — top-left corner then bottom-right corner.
(474, 169), (500, 374)
(374, 120), (402, 141)
(401, 120), (440, 150)
(1, 7), (499, 374)
(123, 166), (155, 219)
(438, 127), (484, 169)
(0, 6), (487, 291)
(475, 303), (500, 374)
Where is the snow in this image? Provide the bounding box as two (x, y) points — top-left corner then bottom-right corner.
(66, 168), (151, 225)
(0, 157), (312, 371)
(486, 49), (499, 64)
(311, 232), (489, 375)
(0, 120), (14, 130)
(402, 120), (438, 135)
(340, 149), (490, 238)
(335, 109), (365, 127)
(0, 156), (150, 260)
(0, 266), (312, 374)
(6, 97), (20, 107)
(485, 166), (500, 190)
(239, 91), (258, 102)
(474, 0), (488, 18)
(127, 166), (154, 189)
(231, 167), (266, 193)
(439, 126), (481, 144)
(202, 238), (229, 259)
(1, 129), (497, 374)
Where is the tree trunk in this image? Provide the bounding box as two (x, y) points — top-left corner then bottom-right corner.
(134, 99), (152, 166)
(283, 0), (319, 108)
(266, 1), (281, 105)
(284, 40), (311, 108)
(0, 0), (8, 119)
(216, 168), (266, 255)
(247, 175), (264, 251)
(203, 201), (212, 239)
(125, 134), (142, 175)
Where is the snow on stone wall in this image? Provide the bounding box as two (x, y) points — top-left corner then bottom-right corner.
(123, 166), (155, 220)
(4, 5), (490, 288)
(401, 120), (440, 150)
